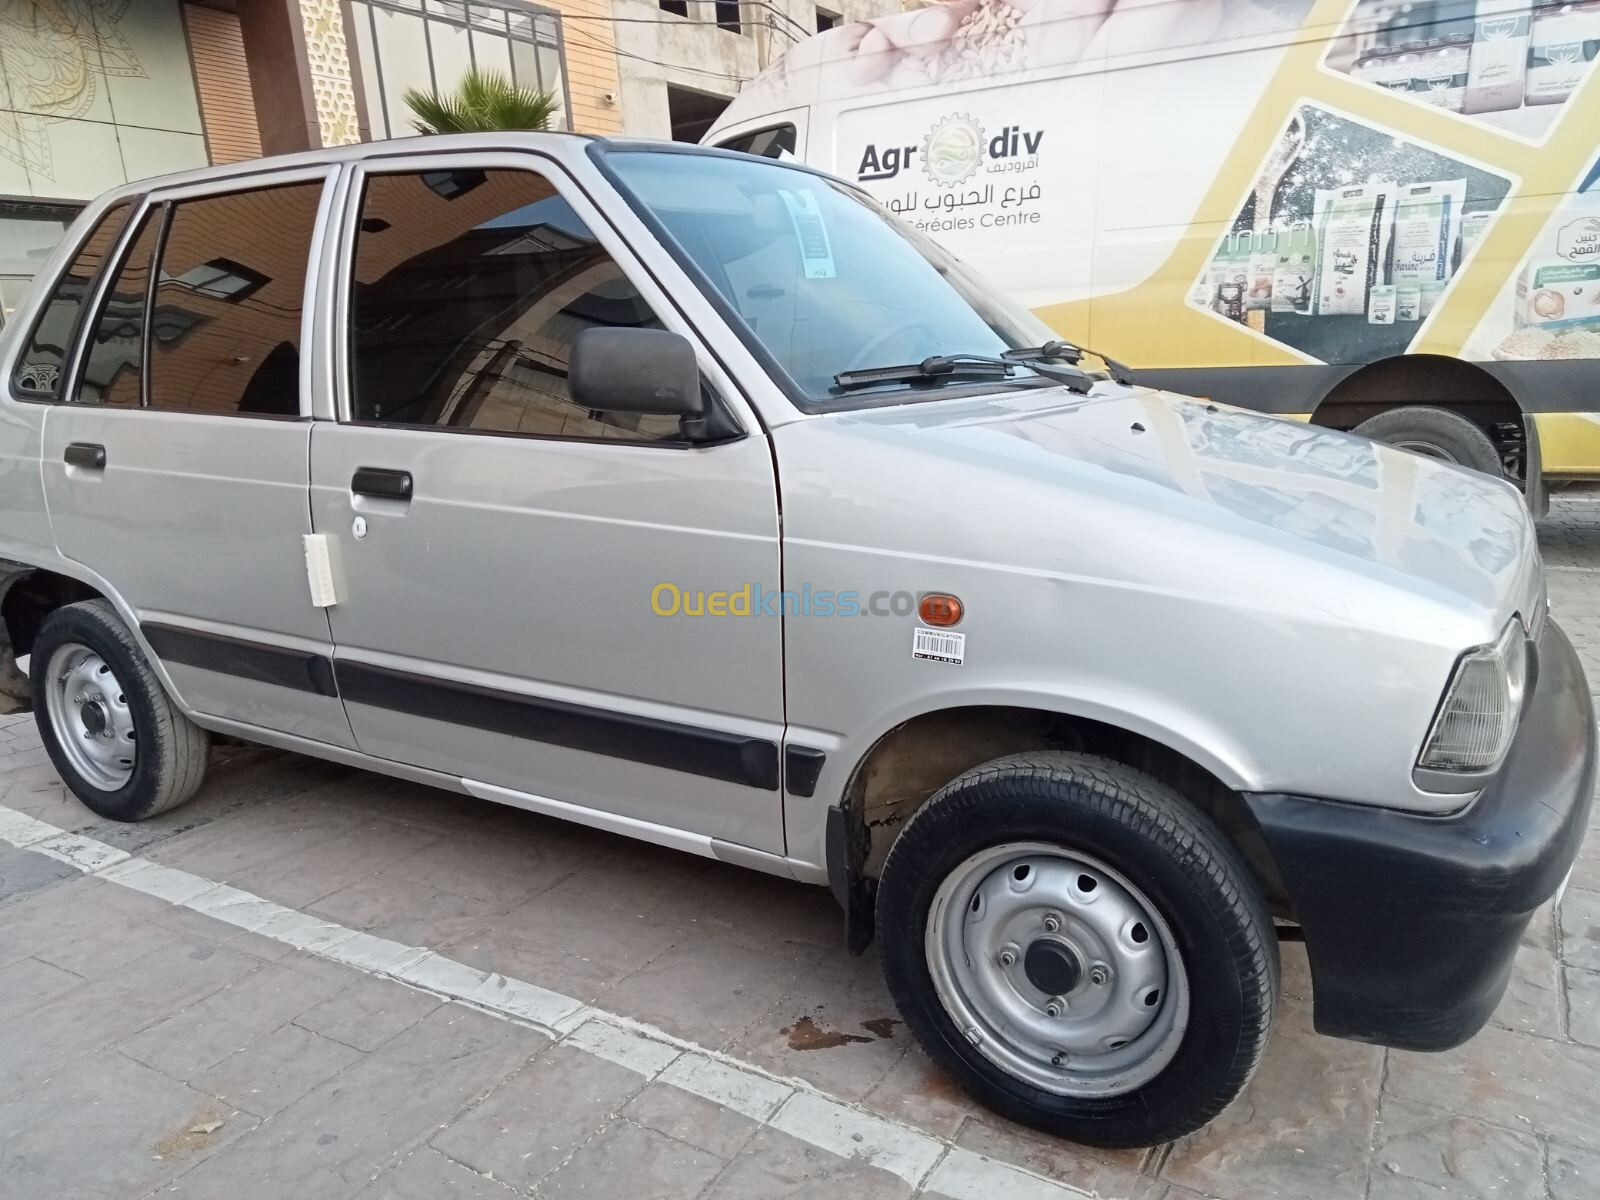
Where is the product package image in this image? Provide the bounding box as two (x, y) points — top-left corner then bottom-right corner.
(1325, 0), (1599, 138)
(1189, 105), (1511, 365)
(1313, 181), (1395, 315)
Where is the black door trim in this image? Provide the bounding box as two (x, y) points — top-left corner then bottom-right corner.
(335, 659), (781, 791)
(142, 623), (339, 697)
(784, 745), (827, 797)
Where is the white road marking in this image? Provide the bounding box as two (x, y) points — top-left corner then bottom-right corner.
(0, 805), (1102, 1198)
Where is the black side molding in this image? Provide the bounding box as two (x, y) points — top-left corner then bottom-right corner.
(784, 746), (826, 797)
(335, 660), (781, 791)
(142, 623), (339, 697)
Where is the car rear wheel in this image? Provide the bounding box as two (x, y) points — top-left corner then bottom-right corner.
(1353, 406), (1503, 476)
(31, 599), (208, 821)
(875, 751), (1277, 1148)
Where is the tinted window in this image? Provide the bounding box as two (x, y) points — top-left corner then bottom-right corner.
(349, 168), (678, 442)
(715, 125), (796, 159)
(12, 201), (130, 399)
(148, 182), (323, 417)
(76, 209), (161, 408)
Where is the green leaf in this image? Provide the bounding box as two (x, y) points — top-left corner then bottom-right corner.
(403, 68), (559, 135)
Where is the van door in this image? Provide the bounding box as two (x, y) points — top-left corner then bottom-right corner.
(39, 170), (354, 748)
(310, 156), (787, 854)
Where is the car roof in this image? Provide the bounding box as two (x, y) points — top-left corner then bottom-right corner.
(87, 132), (857, 210)
(93, 132), (840, 199)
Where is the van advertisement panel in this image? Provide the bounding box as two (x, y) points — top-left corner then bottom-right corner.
(1324, 0), (1600, 141)
(1189, 104), (1513, 365)
(840, 87), (1093, 309)
(1466, 154), (1600, 360)
(718, 0), (1600, 456)
(833, 26), (1308, 308)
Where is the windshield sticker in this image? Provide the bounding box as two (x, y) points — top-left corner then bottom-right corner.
(778, 189), (837, 279)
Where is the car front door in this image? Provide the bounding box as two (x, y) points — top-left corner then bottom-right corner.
(39, 170), (354, 748)
(309, 155), (787, 854)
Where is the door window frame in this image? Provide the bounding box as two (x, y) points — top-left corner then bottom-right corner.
(60, 166), (339, 421)
(327, 151), (757, 445)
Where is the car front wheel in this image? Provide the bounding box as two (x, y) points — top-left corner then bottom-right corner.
(876, 751), (1277, 1148)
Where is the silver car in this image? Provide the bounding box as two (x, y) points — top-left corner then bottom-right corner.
(0, 135), (1590, 1149)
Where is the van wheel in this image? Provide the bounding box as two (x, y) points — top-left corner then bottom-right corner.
(31, 599), (208, 822)
(1353, 406), (1502, 476)
(876, 752), (1277, 1148)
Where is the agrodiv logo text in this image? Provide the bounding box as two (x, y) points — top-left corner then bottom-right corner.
(857, 114), (1045, 186)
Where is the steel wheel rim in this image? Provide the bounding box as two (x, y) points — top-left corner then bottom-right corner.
(926, 841), (1189, 1097)
(44, 642), (136, 791)
(1391, 439), (1458, 463)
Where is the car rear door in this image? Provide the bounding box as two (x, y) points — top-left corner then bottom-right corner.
(39, 168), (354, 748)
(309, 152), (788, 855)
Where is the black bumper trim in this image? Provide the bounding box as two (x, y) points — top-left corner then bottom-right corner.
(1244, 618), (1594, 1052)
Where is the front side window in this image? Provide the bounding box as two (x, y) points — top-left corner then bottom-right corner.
(348, 167), (680, 442)
(76, 210), (162, 408)
(147, 182), (324, 417)
(602, 149), (1057, 410)
(12, 201), (131, 399)
(715, 125), (796, 160)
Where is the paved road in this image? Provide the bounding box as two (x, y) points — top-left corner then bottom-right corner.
(2, 499), (1599, 1200)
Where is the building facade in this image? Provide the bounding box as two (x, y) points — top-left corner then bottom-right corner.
(0, 0), (899, 322)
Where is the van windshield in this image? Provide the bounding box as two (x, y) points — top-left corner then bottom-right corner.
(600, 148), (1060, 411)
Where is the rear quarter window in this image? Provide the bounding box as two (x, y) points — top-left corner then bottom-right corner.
(10, 201), (133, 401)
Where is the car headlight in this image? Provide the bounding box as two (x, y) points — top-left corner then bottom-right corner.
(1417, 620), (1529, 776)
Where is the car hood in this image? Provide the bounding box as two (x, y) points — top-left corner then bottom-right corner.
(781, 383), (1542, 628)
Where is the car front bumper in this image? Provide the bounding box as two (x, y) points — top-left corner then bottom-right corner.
(1244, 617), (1595, 1052)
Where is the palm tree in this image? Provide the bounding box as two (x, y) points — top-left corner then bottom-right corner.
(404, 68), (559, 135)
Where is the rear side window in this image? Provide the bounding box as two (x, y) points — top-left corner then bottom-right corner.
(11, 201), (131, 400)
(715, 125), (796, 159)
(148, 182), (323, 417)
(76, 210), (162, 408)
(347, 168), (679, 442)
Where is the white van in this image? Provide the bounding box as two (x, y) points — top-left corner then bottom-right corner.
(706, 0), (1600, 503)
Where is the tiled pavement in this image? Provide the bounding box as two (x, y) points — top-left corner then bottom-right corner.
(1, 499), (1599, 1199)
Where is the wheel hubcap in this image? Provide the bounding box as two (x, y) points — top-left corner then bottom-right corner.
(926, 842), (1189, 1097)
(44, 642), (136, 791)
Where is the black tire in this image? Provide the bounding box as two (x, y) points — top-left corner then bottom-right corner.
(31, 599), (209, 821)
(1353, 406), (1503, 477)
(876, 751), (1277, 1148)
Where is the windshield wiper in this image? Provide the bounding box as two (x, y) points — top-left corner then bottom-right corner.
(1004, 340), (1136, 387)
(832, 354), (1015, 392)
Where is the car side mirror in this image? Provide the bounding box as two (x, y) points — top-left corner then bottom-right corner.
(569, 327), (704, 419)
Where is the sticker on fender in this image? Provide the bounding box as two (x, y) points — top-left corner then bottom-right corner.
(913, 626), (965, 664)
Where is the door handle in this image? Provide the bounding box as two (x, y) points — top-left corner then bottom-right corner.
(351, 467), (412, 501)
(65, 442), (106, 470)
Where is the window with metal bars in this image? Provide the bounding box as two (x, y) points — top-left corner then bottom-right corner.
(347, 0), (572, 139)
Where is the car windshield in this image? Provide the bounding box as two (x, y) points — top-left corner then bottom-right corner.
(600, 148), (1061, 411)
